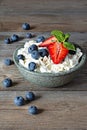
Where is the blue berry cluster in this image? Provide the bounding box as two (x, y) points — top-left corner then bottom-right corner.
(3, 22), (46, 115)
(28, 43), (49, 71)
(14, 91), (38, 115)
(4, 22), (31, 44)
(28, 43), (49, 60)
(4, 34), (19, 44)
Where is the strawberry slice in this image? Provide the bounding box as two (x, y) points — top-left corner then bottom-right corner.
(40, 41), (68, 64)
(47, 42), (60, 64)
(39, 36), (57, 47)
(56, 43), (69, 64)
(47, 42), (69, 64)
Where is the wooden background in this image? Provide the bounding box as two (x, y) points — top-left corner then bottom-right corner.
(0, 0), (87, 130)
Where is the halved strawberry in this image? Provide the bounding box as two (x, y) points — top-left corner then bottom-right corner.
(55, 43), (69, 64)
(47, 42), (60, 64)
(47, 42), (69, 64)
(46, 42), (69, 64)
(39, 36), (57, 47)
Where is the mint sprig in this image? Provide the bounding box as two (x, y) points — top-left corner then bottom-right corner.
(51, 30), (65, 42)
(51, 30), (76, 51)
(63, 42), (75, 51)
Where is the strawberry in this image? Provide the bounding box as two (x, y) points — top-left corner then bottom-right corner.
(39, 36), (57, 47)
(47, 42), (69, 64)
(40, 40), (69, 64)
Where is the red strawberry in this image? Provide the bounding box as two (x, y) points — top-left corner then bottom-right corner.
(47, 42), (69, 64)
(55, 43), (69, 64)
(40, 41), (69, 64)
(39, 36), (57, 47)
(39, 36), (69, 64)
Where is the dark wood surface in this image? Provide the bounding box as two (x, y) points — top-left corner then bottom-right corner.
(0, 0), (87, 129)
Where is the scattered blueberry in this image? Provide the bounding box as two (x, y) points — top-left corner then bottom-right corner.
(31, 50), (40, 60)
(25, 91), (35, 101)
(17, 54), (25, 60)
(69, 50), (76, 55)
(28, 44), (38, 53)
(22, 23), (30, 30)
(2, 78), (12, 88)
(14, 96), (25, 106)
(26, 33), (32, 38)
(4, 58), (13, 66)
(28, 106), (38, 115)
(11, 34), (19, 42)
(4, 38), (10, 44)
(28, 62), (36, 71)
(36, 36), (45, 43)
(39, 48), (49, 57)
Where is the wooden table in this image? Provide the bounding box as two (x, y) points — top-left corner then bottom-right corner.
(0, 0), (87, 129)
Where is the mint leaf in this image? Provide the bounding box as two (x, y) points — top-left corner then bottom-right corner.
(64, 33), (70, 41)
(51, 30), (65, 42)
(63, 42), (76, 51)
(51, 30), (75, 50)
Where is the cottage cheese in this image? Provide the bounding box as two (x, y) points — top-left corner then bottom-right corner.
(17, 40), (83, 73)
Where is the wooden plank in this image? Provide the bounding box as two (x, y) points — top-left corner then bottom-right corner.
(0, 91), (87, 129)
(0, 32), (87, 91)
(0, 0), (87, 32)
(0, 0), (87, 129)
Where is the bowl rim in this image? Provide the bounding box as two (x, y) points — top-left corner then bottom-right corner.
(13, 44), (86, 77)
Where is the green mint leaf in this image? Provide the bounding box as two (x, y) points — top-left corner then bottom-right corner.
(51, 30), (65, 42)
(63, 42), (76, 51)
(64, 33), (70, 41)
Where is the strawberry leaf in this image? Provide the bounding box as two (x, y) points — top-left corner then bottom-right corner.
(64, 33), (70, 41)
(63, 42), (76, 51)
(51, 30), (65, 42)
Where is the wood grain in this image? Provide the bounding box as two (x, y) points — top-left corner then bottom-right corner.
(0, 0), (87, 129)
(0, 0), (87, 32)
(0, 91), (87, 129)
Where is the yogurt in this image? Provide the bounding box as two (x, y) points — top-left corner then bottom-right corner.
(17, 40), (83, 73)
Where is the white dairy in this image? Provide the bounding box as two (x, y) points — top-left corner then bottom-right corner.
(17, 40), (83, 73)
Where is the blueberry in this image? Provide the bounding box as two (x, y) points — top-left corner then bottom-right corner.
(69, 50), (76, 55)
(26, 33), (32, 38)
(2, 78), (12, 88)
(22, 23), (30, 30)
(36, 36), (45, 43)
(14, 96), (25, 106)
(28, 44), (38, 53)
(17, 54), (25, 60)
(4, 58), (13, 66)
(25, 91), (35, 101)
(31, 50), (40, 60)
(28, 106), (38, 115)
(28, 62), (36, 71)
(11, 34), (19, 42)
(39, 49), (49, 57)
(4, 38), (10, 44)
